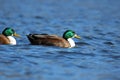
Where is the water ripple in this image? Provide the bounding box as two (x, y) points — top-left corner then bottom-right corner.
(0, 0), (120, 80)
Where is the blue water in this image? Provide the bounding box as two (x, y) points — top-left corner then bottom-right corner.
(0, 0), (120, 80)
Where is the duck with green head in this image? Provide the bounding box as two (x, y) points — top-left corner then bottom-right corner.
(27, 30), (80, 48)
(0, 27), (20, 45)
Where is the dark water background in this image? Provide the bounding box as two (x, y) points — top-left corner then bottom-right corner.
(0, 0), (120, 80)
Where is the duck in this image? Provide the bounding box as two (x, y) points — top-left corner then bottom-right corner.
(27, 30), (80, 48)
(0, 27), (20, 45)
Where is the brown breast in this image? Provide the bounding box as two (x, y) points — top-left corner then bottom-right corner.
(0, 34), (10, 44)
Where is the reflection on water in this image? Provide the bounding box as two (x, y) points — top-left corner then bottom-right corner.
(0, 0), (120, 80)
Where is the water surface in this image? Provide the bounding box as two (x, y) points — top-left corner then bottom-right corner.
(0, 0), (120, 80)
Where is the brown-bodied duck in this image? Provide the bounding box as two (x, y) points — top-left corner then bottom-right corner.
(27, 30), (80, 48)
(0, 27), (20, 45)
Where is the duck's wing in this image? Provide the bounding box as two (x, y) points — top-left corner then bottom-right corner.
(0, 35), (10, 44)
(27, 34), (70, 47)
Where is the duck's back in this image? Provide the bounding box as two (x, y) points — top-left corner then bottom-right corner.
(27, 34), (70, 47)
(0, 34), (10, 44)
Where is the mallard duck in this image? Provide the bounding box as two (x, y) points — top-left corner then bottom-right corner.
(0, 27), (20, 45)
(27, 30), (80, 48)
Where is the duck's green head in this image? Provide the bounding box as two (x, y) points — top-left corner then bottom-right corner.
(2, 27), (20, 37)
(63, 30), (80, 40)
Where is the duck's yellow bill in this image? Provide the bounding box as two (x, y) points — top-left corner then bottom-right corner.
(13, 33), (20, 37)
(74, 34), (80, 39)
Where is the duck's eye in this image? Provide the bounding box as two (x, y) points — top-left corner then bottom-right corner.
(11, 29), (15, 33)
(72, 31), (75, 34)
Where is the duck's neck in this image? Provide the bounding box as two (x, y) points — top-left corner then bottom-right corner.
(67, 38), (75, 48)
(7, 36), (16, 45)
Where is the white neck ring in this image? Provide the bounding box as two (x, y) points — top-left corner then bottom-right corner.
(67, 38), (75, 48)
(7, 36), (16, 45)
